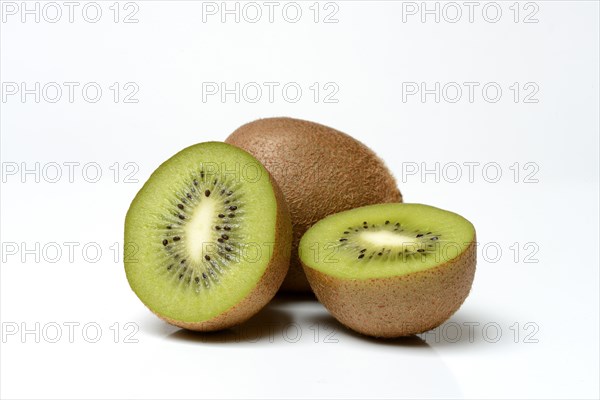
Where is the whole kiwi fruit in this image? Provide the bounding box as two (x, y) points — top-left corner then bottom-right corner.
(226, 117), (402, 292)
(299, 203), (477, 338)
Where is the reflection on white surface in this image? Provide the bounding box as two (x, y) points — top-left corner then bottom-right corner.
(144, 295), (463, 399)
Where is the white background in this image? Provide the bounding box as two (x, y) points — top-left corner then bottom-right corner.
(1, 1), (599, 399)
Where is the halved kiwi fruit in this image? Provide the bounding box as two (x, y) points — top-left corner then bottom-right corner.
(226, 117), (402, 292)
(124, 142), (292, 331)
(299, 203), (476, 338)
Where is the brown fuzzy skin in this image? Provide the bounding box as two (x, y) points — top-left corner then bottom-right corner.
(226, 117), (402, 292)
(156, 175), (292, 331)
(302, 240), (477, 338)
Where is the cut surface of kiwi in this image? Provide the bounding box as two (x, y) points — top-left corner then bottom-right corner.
(299, 203), (476, 338)
(125, 142), (291, 331)
(301, 203), (474, 279)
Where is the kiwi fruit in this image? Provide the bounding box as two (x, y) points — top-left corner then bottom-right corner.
(124, 142), (292, 331)
(226, 117), (402, 292)
(299, 203), (476, 338)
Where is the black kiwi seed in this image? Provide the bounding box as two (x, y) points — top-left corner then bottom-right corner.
(205, 255), (211, 261)
(177, 204), (184, 210)
(202, 272), (208, 279)
(378, 252), (383, 256)
(220, 189), (225, 195)
(225, 246), (232, 252)
(343, 231), (349, 234)
(195, 277), (200, 283)
(218, 238), (224, 243)
(416, 234), (423, 238)
(218, 214), (225, 218)
(417, 249), (425, 253)
(360, 249), (366, 253)
(431, 237), (438, 240)
(200, 171), (205, 178)
(178, 274), (183, 280)
(385, 221), (390, 225)
(213, 179), (217, 185)
(225, 200), (230, 204)
(173, 236), (181, 241)
(215, 226), (221, 230)
(178, 214), (185, 220)
(339, 238), (347, 242)
(180, 259), (186, 264)
(224, 226), (231, 231)
(222, 234), (229, 240)
(229, 213), (235, 218)
(193, 179), (198, 186)
(227, 191), (233, 196)
(363, 221), (368, 225)
(363, 225), (368, 229)
(229, 206), (237, 211)
(162, 239), (168, 246)
(205, 190), (211, 197)
(427, 232), (432, 235)
(358, 254), (365, 259)
(167, 225), (172, 229)
(395, 222), (400, 227)
(167, 264), (173, 270)
(186, 193), (192, 199)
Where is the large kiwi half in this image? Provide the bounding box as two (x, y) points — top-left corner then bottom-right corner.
(299, 203), (476, 338)
(226, 117), (402, 292)
(124, 142), (292, 331)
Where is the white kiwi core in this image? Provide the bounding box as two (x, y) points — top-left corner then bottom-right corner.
(359, 230), (420, 250)
(184, 198), (218, 264)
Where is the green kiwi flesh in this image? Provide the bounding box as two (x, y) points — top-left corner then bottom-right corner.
(125, 142), (290, 330)
(300, 203), (474, 279)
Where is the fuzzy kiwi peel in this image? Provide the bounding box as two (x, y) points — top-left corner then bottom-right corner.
(299, 203), (476, 338)
(124, 142), (292, 331)
(225, 117), (402, 292)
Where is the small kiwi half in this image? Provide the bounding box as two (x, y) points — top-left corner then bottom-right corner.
(124, 142), (292, 331)
(226, 117), (402, 292)
(299, 203), (476, 338)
